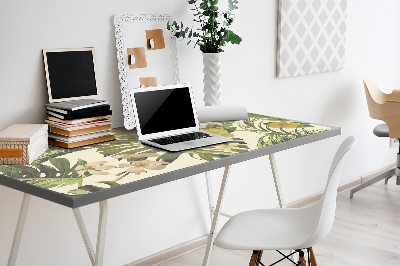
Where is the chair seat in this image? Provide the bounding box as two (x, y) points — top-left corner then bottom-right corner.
(373, 123), (389, 137)
(214, 203), (320, 251)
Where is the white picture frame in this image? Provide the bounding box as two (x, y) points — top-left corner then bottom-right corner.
(114, 13), (180, 130)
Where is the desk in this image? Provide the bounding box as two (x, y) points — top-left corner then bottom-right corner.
(0, 113), (340, 266)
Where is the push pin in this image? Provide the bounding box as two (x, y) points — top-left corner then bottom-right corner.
(149, 39), (155, 49)
(129, 54), (135, 65)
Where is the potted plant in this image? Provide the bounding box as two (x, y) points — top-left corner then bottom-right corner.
(167, 0), (242, 106)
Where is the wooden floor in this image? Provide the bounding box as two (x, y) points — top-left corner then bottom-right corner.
(160, 178), (400, 266)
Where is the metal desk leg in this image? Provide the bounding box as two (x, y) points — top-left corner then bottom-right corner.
(95, 200), (108, 266)
(73, 208), (95, 265)
(205, 171), (234, 220)
(74, 200), (108, 266)
(269, 153), (294, 261)
(202, 166), (231, 266)
(205, 171), (214, 222)
(269, 153), (286, 208)
(8, 193), (31, 266)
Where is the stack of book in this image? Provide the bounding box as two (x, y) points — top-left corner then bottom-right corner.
(45, 99), (115, 148)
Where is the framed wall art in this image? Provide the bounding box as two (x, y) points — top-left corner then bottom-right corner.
(114, 13), (180, 129)
(43, 47), (100, 103)
(276, 0), (347, 78)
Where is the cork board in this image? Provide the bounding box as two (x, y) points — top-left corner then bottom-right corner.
(140, 77), (157, 87)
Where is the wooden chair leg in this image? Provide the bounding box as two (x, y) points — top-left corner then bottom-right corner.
(308, 247), (318, 266)
(249, 250), (263, 266)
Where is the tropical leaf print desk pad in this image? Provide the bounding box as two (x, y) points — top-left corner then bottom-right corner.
(0, 114), (331, 196)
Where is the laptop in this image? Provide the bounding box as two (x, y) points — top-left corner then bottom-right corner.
(130, 84), (231, 152)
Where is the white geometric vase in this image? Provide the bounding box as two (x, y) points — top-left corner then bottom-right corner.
(202, 53), (222, 106)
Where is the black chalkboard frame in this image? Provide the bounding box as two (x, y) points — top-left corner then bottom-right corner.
(43, 47), (100, 103)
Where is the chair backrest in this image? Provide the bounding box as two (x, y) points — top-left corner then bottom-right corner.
(364, 78), (381, 120)
(364, 78), (400, 105)
(364, 78), (388, 120)
(363, 78), (400, 138)
(302, 136), (356, 248)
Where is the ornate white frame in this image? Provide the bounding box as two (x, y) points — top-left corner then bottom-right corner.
(114, 13), (180, 130)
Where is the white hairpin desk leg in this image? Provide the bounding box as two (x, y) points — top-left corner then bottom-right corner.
(74, 200), (108, 266)
(269, 153), (286, 208)
(95, 200), (108, 266)
(202, 166), (231, 266)
(8, 193), (31, 266)
(74, 208), (95, 265)
(205, 171), (214, 222)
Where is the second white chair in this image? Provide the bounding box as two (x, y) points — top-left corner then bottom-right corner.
(214, 136), (356, 266)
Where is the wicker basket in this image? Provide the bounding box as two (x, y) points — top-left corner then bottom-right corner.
(0, 124), (48, 165)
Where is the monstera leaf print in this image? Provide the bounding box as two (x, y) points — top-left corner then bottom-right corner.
(69, 181), (120, 195)
(96, 130), (159, 157)
(0, 113), (331, 195)
(0, 158), (87, 189)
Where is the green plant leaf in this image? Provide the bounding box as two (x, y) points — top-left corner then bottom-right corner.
(200, 2), (208, 9)
(226, 30), (242, 44)
(71, 158), (87, 171)
(49, 158), (71, 175)
(166, 0), (242, 52)
(99, 181), (120, 187)
(0, 158), (86, 190)
(228, 0), (239, 11)
(0, 165), (39, 179)
(47, 158), (86, 181)
(69, 182), (120, 195)
(32, 145), (87, 166)
(36, 164), (58, 179)
(156, 152), (184, 163)
(96, 133), (158, 157)
(69, 185), (103, 195)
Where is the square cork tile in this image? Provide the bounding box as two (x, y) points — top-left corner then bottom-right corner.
(146, 29), (165, 50)
(127, 47), (147, 69)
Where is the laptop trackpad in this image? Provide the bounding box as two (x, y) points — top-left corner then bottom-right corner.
(185, 139), (212, 147)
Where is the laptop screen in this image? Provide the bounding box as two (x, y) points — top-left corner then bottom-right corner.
(134, 86), (196, 135)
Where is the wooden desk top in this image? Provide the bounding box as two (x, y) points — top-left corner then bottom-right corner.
(0, 114), (340, 208)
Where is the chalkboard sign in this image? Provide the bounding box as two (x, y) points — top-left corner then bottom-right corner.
(43, 48), (99, 103)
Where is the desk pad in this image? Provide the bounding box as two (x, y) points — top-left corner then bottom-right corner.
(0, 114), (330, 196)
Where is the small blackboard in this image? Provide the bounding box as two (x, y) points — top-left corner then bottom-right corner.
(43, 48), (99, 103)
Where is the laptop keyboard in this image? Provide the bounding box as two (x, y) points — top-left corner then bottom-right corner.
(149, 132), (211, 145)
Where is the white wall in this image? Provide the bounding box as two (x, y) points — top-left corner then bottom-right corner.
(1, 0), (400, 265)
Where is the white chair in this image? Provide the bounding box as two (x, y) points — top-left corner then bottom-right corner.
(214, 136), (357, 266)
